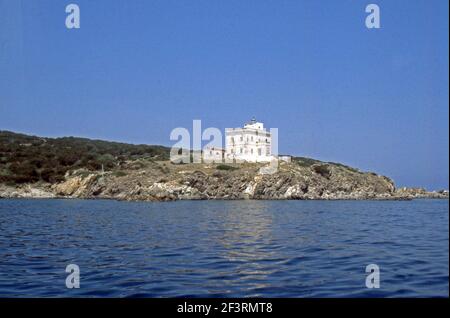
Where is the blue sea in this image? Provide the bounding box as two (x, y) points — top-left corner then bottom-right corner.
(0, 199), (448, 297)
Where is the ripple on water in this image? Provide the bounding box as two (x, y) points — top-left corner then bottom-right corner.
(0, 199), (448, 297)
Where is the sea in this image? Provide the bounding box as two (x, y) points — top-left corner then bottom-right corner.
(0, 199), (448, 297)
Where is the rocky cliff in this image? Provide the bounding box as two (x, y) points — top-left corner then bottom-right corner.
(1, 159), (447, 201)
(1, 131), (447, 201)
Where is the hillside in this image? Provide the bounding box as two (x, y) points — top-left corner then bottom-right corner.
(0, 131), (170, 184)
(0, 131), (447, 201)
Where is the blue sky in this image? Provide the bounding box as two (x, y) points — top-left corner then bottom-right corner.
(0, 0), (448, 190)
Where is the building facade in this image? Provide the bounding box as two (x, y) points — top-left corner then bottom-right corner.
(202, 146), (225, 163)
(225, 118), (272, 162)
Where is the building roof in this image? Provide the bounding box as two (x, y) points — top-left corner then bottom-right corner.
(245, 117), (257, 125)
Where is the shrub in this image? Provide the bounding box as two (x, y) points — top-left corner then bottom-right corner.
(312, 164), (331, 179)
(294, 157), (321, 167)
(40, 168), (55, 182)
(112, 171), (127, 177)
(0, 130), (171, 184)
(216, 164), (238, 171)
(328, 161), (360, 173)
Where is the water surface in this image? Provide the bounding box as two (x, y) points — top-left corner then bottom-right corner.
(0, 199), (448, 297)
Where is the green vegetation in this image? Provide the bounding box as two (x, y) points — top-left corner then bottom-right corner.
(312, 164), (331, 179)
(293, 156), (322, 167)
(0, 131), (170, 184)
(294, 156), (360, 174)
(326, 161), (360, 173)
(216, 164), (238, 171)
(112, 170), (127, 177)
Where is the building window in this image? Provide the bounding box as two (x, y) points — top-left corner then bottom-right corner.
(251, 149), (253, 154)
(251, 136), (253, 142)
(231, 137), (234, 143)
(240, 136), (243, 141)
(240, 148), (243, 154)
(258, 148), (262, 156)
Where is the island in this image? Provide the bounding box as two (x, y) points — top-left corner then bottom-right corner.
(0, 131), (448, 201)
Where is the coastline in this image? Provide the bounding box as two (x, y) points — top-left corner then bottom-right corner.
(1, 195), (448, 202)
(1, 131), (447, 202)
(1, 161), (447, 202)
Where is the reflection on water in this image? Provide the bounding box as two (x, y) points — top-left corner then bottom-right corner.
(216, 201), (275, 293)
(0, 199), (448, 297)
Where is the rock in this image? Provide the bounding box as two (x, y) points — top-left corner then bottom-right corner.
(1, 160), (447, 202)
(395, 187), (449, 199)
(0, 184), (55, 199)
(52, 174), (99, 197)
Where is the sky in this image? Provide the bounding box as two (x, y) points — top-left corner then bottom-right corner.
(0, 0), (448, 190)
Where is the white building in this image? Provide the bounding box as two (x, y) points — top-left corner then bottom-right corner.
(225, 118), (272, 162)
(203, 146), (225, 163)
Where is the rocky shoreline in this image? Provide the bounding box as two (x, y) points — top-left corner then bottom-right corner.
(1, 160), (448, 201)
